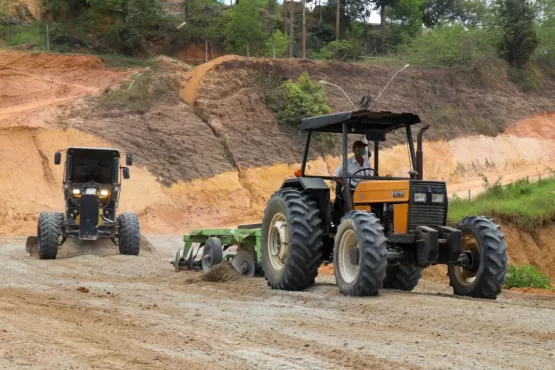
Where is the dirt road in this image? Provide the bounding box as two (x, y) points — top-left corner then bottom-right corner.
(1, 236), (554, 370)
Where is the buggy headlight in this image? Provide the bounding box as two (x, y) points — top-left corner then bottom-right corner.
(414, 192), (426, 203)
(432, 193), (444, 203)
(72, 188), (81, 195)
(100, 189), (110, 197)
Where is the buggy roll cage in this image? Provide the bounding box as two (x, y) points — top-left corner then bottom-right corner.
(53, 147), (134, 186)
(298, 109), (426, 212)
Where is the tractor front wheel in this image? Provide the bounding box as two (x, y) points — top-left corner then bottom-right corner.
(334, 211), (388, 296)
(118, 212), (141, 256)
(37, 212), (64, 259)
(448, 216), (508, 299)
(261, 188), (323, 291)
(383, 265), (422, 291)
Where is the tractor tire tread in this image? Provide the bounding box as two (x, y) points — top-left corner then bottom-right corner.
(448, 215), (508, 299)
(335, 211), (388, 296)
(383, 265), (422, 291)
(262, 188), (323, 291)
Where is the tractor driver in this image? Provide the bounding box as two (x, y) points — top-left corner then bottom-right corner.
(333, 140), (373, 190)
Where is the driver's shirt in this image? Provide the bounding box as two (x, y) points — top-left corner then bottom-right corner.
(334, 155), (372, 186)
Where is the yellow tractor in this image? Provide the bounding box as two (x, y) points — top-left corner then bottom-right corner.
(260, 109), (508, 299)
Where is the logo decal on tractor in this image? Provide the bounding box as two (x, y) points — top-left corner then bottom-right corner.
(392, 191), (405, 197)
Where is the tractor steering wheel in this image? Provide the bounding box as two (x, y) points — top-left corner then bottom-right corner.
(343, 167), (379, 189)
(351, 167), (379, 178)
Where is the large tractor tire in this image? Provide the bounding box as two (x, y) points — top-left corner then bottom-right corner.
(448, 216), (508, 299)
(383, 265), (422, 291)
(334, 211), (388, 296)
(37, 212), (64, 260)
(261, 188), (323, 291)
(118, 212), (141, 256)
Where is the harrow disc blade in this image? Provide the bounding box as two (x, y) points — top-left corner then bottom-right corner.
(25, 236), (37, 256)
(231, 250), (256, 277)
(172, 248), (182, 272)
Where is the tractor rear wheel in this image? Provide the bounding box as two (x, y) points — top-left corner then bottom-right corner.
(334, 211), (387, 296)
(37, 212), (63, 259)
(448, 216), (508, 299)
(383, 265), (422, 291)
(261, 188), (323, 291)
(118, 212), (141, 256)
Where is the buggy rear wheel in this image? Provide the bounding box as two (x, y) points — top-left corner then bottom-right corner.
(37, 212), (64, 260)
(118, 212), (141, 256)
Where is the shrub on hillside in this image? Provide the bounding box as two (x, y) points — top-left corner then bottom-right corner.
(504, 265), (552, 290)
(268, 72), (331, 127)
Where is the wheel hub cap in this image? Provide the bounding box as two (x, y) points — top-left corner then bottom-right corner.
(268, 214), (289, 270)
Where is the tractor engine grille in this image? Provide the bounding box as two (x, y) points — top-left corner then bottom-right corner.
(408, 181), (447, 232)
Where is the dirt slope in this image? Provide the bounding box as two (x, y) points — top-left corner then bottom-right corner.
(190, 58), (555, 172)
(2, 50), (555, 281)
(1, 236), (555, 370)
(0, 50), (134, 128)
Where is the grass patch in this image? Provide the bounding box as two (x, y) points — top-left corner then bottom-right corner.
(505, 265), (552, 290)
(100, 54), (154, 69)
(448, 174), (555, 231)
(1, 23), (45, 48)
(95, 67), (178, 113)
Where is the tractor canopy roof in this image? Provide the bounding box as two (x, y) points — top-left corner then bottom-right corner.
(301, 110), (421, 134)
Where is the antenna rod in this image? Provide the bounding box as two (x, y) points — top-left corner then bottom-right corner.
(369, 64), (410, 110)
(318, 80), (357, 109)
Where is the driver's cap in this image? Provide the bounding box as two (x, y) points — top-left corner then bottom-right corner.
(352, 140), (368, 149)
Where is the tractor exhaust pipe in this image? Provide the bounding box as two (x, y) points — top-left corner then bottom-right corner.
(416, 124), (430, 181)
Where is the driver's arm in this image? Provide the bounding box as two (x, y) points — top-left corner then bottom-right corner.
(333, 164), (344, 186)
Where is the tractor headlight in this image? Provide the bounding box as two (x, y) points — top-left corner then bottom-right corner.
(432, 193), (445, 203)
(100, 189), (110, 197)
(414, 192), (426, 203)
(72, 188), (81, 195)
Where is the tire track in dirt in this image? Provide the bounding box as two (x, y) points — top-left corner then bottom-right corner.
(2, 237), (555, 369)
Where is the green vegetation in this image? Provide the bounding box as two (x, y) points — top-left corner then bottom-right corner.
(505, 265), (552, 290)
(1, 0), (553, 74)
(448, 174), (555, 232)
(265, 72), (331, 127)
(0, 0), (553, 97)
(96, 67), (179, 113)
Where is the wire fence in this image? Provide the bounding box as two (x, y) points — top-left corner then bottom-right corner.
(449, 170), (554, 201)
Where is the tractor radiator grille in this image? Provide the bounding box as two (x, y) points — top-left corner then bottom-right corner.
(408, 204), (446, 232)
(408, 181), (447, 232)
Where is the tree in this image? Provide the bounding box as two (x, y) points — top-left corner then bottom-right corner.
(533, 0), (555, 58)
(225, 0), (266, 55)
(320, 0), (373, 39)
(372, 0), (397, 35)
(264, 29), (288, 57)
(420, 0), (487, 28)
(387, 0), (423, 46)
(495, 0), (538, 67)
